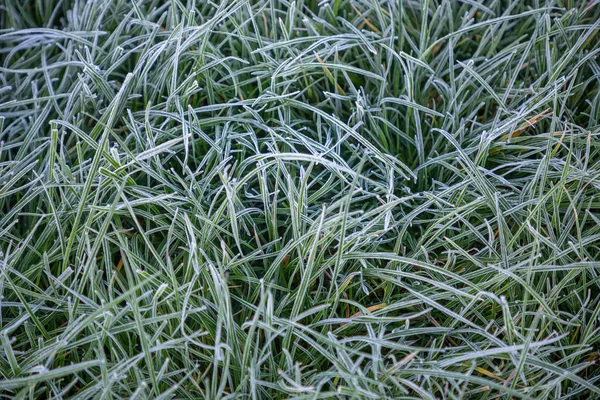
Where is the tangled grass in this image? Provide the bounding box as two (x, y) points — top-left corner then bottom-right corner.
(1, 0), (600, 398)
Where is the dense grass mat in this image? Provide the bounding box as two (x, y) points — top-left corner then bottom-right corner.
(1, 0), (600, 398)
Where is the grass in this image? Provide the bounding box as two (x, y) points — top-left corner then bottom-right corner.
(1, 0), (600, 398)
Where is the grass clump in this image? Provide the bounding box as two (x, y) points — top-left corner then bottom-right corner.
(1, 0), (600, 398)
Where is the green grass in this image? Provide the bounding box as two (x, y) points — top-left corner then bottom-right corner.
(1, 0), (600, 398)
